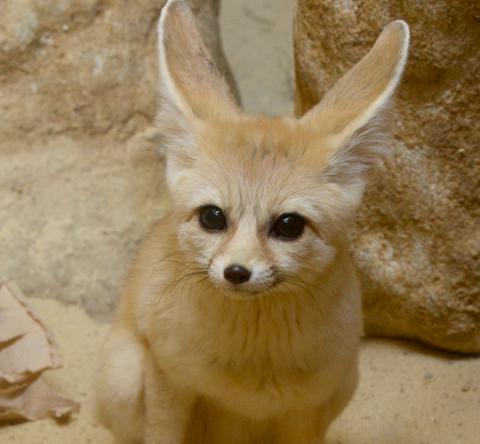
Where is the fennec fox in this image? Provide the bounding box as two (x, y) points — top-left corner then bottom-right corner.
(97, 1), (409, 443)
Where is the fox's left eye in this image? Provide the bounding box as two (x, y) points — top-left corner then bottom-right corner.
(271, 213), (305, 240)
(199, 205), (227, 232)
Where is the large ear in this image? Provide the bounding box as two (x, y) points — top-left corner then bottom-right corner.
(156, 0), (240, 189)
(158, 0), (239, 123)
(302, 21), (410, 186)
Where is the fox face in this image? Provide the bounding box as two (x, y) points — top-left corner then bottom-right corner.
(157, 0), (409, 297)
(170, 118), (343, 296)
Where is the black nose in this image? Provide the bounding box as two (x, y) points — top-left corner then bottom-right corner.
(224, 264), (251, 285)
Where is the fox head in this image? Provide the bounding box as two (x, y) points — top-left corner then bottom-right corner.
(156, 0), (409, 297)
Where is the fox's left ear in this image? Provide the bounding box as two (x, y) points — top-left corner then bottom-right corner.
(301, 20), (410, 187)
(157, 0), (239, 189)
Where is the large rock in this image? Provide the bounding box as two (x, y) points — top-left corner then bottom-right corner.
(294, 0), (480, 353)
(0, 0), (236, 318)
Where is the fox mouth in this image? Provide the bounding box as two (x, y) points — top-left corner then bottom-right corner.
(214, 278), (287, 300)
(203, 263), (314, 299)
(210, 278), (279, 298)
(218, 287), (273, 300)
(218, 274), (314, 299)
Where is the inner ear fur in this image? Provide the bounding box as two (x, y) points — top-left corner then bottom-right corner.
(301, 20), (410, 183)
(158, 0), (239, 123)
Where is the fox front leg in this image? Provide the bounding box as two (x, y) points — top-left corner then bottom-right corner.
(275, 408), (330, 444)
(276, 366), (358, 444)
(143, 355), (195, 444)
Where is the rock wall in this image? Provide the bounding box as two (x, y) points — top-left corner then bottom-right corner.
(295, 0), (480, 352)
(0, 0), (236, 318)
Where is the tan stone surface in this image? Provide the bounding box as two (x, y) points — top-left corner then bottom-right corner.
(220, 0), (294, 115)
(295, 0), (480, 353)
(1, 298), (479, 443)
(0, 0), (235, 318)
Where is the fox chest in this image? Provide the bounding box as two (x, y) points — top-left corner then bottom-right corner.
(159, 315), (345, 420)
(194, 356), (333, 419)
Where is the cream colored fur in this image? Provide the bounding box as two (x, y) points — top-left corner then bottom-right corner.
(96, 1), (409, 443)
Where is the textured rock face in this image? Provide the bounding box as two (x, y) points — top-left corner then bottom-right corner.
(0, 0), (235, 318)
(295, 0), (480, 352)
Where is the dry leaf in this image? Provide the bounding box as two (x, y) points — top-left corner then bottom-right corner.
(0, 281), (79, 423)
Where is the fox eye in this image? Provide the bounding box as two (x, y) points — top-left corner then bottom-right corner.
(199, 205), (227, 232)
(271, 213), (305, 240)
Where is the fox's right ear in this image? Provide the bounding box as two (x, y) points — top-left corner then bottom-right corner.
(157, 0), (239, 189)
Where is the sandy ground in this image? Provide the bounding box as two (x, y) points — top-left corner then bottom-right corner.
(1, 1), (479, 443)
(1, 299), (478, 444)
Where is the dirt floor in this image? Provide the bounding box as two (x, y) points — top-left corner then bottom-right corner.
(1, 0), (479, 443)
(1, 299), (478, 444)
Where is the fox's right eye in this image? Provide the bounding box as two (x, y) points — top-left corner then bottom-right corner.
(199, 205), (227, 232)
